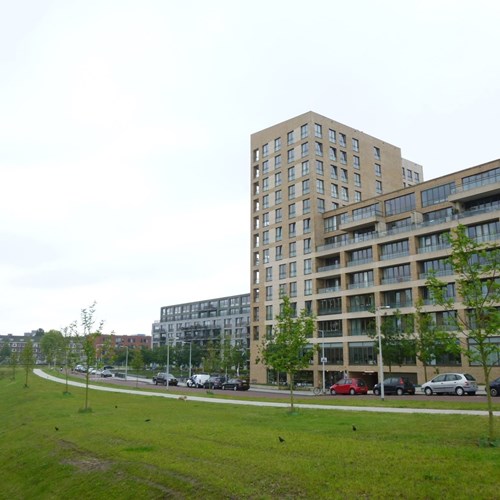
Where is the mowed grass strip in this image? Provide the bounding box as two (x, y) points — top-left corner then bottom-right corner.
(1, 370), (498, 499)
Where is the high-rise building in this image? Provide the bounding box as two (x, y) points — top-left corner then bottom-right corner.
(250, 113), (499, 387)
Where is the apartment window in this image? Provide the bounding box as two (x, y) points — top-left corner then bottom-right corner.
(304, 238), (312, 254)
(355, 191), (362, 202)
(262, 230), (269, 245)
(339, 133), (346, 147)
(331, 165), (338, 179)
(275, 207), (282, 222)
(289, 241), (296, 257)
(415, 172), (420, 182)
(262, 143), (269, 157)
(288, 203), (296, 218)
(318, 198), (325, 213)
(303, 218), (311, 233)
(331, 183), (339, 198)
(302, 179), (310, 194)
(341, 169), (348, 182)
(385, 193), (416, 216)
(303, 198), (311, 214)
(314, 123), (322, 138)
(287, 149), (295, 163)
(301, 123), (309, 139)
(275, 190), (282, 204)
(376, 180), (382, 194)
(402, 167), (405, 178)
(253, 182), (260, 196)
(263, 248), (270, 263)
(263, 212), (269, 227)
(301, 142), (309, 157)
(375, 163), (382, 176)
(304, 279), (313, 296)
(374, 146), (381, 160)
(263, 194), (269, 209)
(353, 156), (360, 169)
(253, 165), (260, 179)
(288, 184), (296, 200)
(340, 151), (347, 164)
(262, 177), (269, 192)
(262, 160), (269, 174)
(253, 149), (260, 162)
(407, 169), (413, 180)
(301, 160), (309, 176)
(329, 128), (336, 143)
(352, 138), (359, 152)
(274, 172), (282, 187)
(288, 166), (296, 181)
(304, 258), (312, 274)
(341, 187), (349, 201)
(354, 173), (361, 187)
(253, 251), (259, 266)
(274, 137), (281, 151)
(290, 281), (297, 298)
(265, 267), (272, 282)
(288, 222), (296, 237)
(275, 155), (282, 168)
(279, 264), (286, 279)
(332, 202), (339, 209)
(289, 261), (297, 277)
(315, 142), (323, 156)
(421, 182), (455, 207)
(316, 160), (324, 175)
(381, 264), (411, 284)
(329, 146), (337, 161)
(316, 179), (324, 194)
(287, 131), (294, 145)
(275, 245), (283, 260)
(266, 305), (273, 320)
(279, 283), (287, 298)
(275, 226), (282, 241)
(265, 286), (273, 301)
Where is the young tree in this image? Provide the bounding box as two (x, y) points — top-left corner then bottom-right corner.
(257, 296), (315, 412)
(131, 349), (144, 388)
(40, 329), (64, 368)
(0, 340), (11, 363)
(9, 350), (19, 380)
(20, 339), (35, 388)
(427, 224), (500, 444)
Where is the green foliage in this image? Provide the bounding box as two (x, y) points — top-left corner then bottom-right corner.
(0, 340), (11, 362)
(426, 224), (500, 443)
(40, 330), (64, 367)
(258, 296), (315, 411)
(20, 339), (35, 388)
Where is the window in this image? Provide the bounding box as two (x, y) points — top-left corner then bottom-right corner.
(287, 149), (295, 163)
(288, 222), (296, 237)
(315, 142), (323, 156)
(275, 207), (282, 222)
(253, 149), (260, 162)
(341, 186), (349, 201)
(421, 182), (455, 207)
(304, 279), (313, 296)
(288, 166), (295, 181)
(301, 142), (309, 157)
(265, 267), (272, 282)
(289, 241), (296, 257)
(275, 172), (282, 186)
(287, 131), (294, 145)
(275, 155), (282, 168)
(314, 123), (322, 138)
(263, 248), (270, 263)
(262, 230), (269, 245)
(385, 193), (416, 216)
(304, 258), (312, 274)
(290, 281), (297, 297)
(331, 165), (338, 179)
(302, 179), (310, 194)
(301, 160), (309, 176)
(262, 194), (269, 209)
(289, 261), (297, 277)
(353, 156), (360, 169)
(303, 198), (311, 213)
(375, 163), (382, 176)
(279, 283), (287, 298)
(355, 191), (362, 202)
(275, 245), (282, 260)
(316, 160), (324, 175)
(304, 238), (312, 254)
(274, 137), (281, 151)
(301, 123), (309, 139)
(275, 190), (282, 204)
(331, 183), (339, 198)
(253, 165), (260, 179)
(354, 173), (361, 187)
(341, 169), (348, 182)
(402, 167), (405, 178)
(316, 179), (324, 194)
(288, 184), (296, 200)
(318, 198), (325, 213)
(263, 212), (269, 227)
(275, 226), (282, 241)
(279, 264), (286, 279)
(340, 151), (347, 164)
(266, 305), (273, 320)
(262, 160), (269, 174)
(262, 143), (269, 157)
(352, 138), (359, 152)
(288, 203), (296, 218)
(407, 169), (413, 180)
(415, 172), (420, 182)
(265, 286), (273, 301)
(374, 146), (381, 160)
(376, 180), (382, 193)
(339, 133), (346, 147)
(262, 177), (269, 191)
(329, 146), (337, 161)
(303, 218), (311, 233)
(328, 129), (336, 143)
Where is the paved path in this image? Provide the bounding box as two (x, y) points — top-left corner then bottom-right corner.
(34, 369), (500, 417)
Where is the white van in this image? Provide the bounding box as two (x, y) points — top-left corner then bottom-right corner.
(192, 373), (210, 388)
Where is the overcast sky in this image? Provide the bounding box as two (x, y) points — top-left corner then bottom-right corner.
(1, 0), (499, 336)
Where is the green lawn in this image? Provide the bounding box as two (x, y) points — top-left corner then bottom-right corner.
(1, 369), (499, 499)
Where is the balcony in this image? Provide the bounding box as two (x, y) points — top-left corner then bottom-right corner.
(380, 251), (410, 261)
(317, 263), (340, 273)
(419, 269), (454, 279)
(449, 174), (500, 203)
(318, 285), (341, 294)
(348, 281), (374, 290)
(417, 243), (450, 253)
(347, 258), (373, 267)
(380, 276), (412, 285)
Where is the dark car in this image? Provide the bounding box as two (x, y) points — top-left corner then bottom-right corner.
(100, 369), (113, 378)
(203, 375), (227, 389)
(373, 376), (415, 396)
(152, 373), (178, 386)
(221, 378), (250, 391)
(330, 378), (368, 395)
(487, 376), (500, 397)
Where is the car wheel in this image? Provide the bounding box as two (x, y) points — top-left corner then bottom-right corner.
(396, 388), (404, 396)
(491, 387), (498, 397)
(222, 386), (226, 390)
(233, 386), (237, 391)
(349, 388), (356, 395)
(155, 381), (159, 385)
(373, 388), (380, 396)
(330, 389), (336, 395)
(424, 387), (433, 396)
(455, 387), (465, 396)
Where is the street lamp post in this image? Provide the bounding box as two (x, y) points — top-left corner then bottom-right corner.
(183, 341), (192, 379)
(166, 333), (170, 389)
(375, 306), (390, 401)
(124, 346), (129, 380)
(319, 331), (326, 393)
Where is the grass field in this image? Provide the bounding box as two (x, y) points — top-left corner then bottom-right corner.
(1, 369), (499, 499)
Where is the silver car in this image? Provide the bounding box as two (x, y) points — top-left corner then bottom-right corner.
(421, 373), (478, 396)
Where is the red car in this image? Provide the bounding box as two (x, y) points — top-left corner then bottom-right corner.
(330, 378), (368, 395)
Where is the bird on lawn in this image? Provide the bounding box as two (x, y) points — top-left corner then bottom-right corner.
(352, 425), (357, 431)
(278, 436), (285, 443)
(55, 427), (59, 431)
(145, 418), (151, 422)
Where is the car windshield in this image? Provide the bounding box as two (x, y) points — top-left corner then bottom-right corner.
(464, 374), (476, 381)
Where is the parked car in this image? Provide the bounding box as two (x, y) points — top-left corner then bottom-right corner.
(101, 369), (113, 378)
(330, 378), (368, 395)
(421, 373), (477, 396)
(373, 376), (415, 396)
(222, 378), (250, 391)
(103, 365), (114, 370)
(186, 376), (197, 387)
(487, 376), (500, 397)
(203, 375), (227, 389)
(190, 373), (210, 388)
(152, 373), (178, 386)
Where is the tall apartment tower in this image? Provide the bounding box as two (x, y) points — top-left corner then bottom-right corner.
(250, 111), (423, 384)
